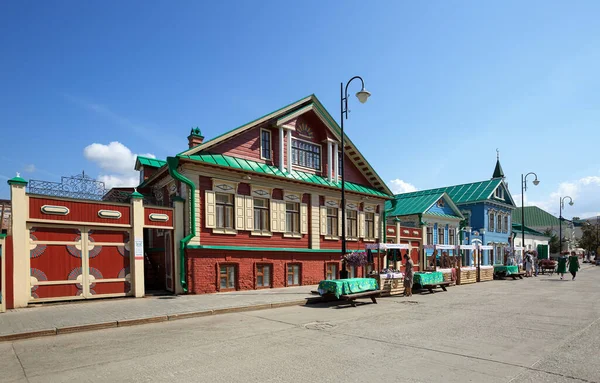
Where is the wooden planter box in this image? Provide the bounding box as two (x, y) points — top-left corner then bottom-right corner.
(437, 268), (456, 285)
(458, 267), (477, 285)
(479, 266), (494, 282)
(370, 275), (405, 296)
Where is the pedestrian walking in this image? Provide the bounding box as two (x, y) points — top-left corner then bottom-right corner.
(525, 252), (533, 277)
(568, 251), (580, 280)
(557, 252), (568, 280)
(403, 253), (414, 297)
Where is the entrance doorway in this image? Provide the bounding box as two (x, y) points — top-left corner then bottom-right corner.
(143, 228), (174, 294)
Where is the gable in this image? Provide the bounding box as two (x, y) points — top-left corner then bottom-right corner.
(180, 95), (391, 195)
(489, 182), (516, 207)
(425, 195), (462, 219)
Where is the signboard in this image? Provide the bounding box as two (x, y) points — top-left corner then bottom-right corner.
(479, 245), (494, 250)
(514, 246), (524, 251)
(435, 245), (457, 250)
(460, 245), (476, 250)
(134, 238), (144, 260)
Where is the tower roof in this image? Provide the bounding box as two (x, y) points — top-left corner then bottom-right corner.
(492, 149), (505, 179)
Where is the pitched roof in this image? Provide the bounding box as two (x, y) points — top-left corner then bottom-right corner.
(178, 94), (392, 196)
(492, 159), (505, 178)
(178, 153), (390, 198)
(385, 191), (463, 219)
(135, 156), (167, 170)
(512, 223), (548, 237)
(512, 206), (561, 228)
(393, 179), (509, 205)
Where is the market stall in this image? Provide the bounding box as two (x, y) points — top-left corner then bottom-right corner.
(365, 243), (409, 296)
(317, 278), (379, 299)
(435, 244), (460, 284)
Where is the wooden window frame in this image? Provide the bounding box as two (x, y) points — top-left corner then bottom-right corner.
(497, 214), (502, 233)
(365, 212), (375, 239)
(326, 207), (338, 237)
(291, 137), (322, 171)
(426, 226), (433, 244)
(216, 193), (234, 229)
(346, 209), (358, 239)
(260, 128), (272, 160)
(325, 262), (338, 280)
(255, 263), (272, 289)
(218, 264), (237, 292)
(437, 227), (445, 245)
(489, 212), (495, 232)
(286, 263), (301, 286)
(449, 228), (455, 245)
(253, 197), (270, 233)
(285, 201), (300, 234)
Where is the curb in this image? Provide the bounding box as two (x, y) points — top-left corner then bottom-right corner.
(0, 299), (307, 343)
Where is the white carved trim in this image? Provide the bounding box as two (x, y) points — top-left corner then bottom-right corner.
(98, 210), (122, 219)
(41, 205), (70, 215)
(283, 191), (302, 202)
(149, 213), (170, 222)
(324, 199), (339, 208)
(251, 186), (272, 199)
(212, 179), (237, 194)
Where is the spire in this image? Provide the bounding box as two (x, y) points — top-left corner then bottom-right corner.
(492, 149), (505, 179)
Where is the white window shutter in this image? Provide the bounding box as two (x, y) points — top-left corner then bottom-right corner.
(358, 211), (365, 238)
(244, 196), (254, 231)
(235, 195), (245, 230)
(374, 213), (380, 239)
(300, 203), (308, 234)
(338, 208), (342, 238)
(320, 206), (327, 235)
(270, 200), (279, 232)
(279, 201), (287, 232)
(204, 191), (216, 228)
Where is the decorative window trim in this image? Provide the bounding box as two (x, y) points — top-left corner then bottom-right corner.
(324, 199), (340, 208)
(324, 235), (339, 241)
(345, 201), (359, 210)
(260, 128), (272, 160)
(291, 137), (322, 171)
(283, 233), (303, 239)
(283, 191), (302, 203)
(212, 179), (238, 194)
(251, 186), (272, 199)
(41, 205), (69, 215)
(149, 213), (169, 222)
(212, 228), (237, 235)
(98, 210), (122, 219)
(250, 231), (272, 237)
(363, 204), (377, 213)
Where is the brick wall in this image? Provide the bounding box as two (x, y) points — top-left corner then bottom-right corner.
(185, 248), (367, 294)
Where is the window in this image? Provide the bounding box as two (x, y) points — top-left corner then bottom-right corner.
(449, 228), (455, 245)
(365, 212), (375, 239)
(219, 265), (236, 290)
(260, 129), (271, 159)
(438, 227), (445, 245)
(327, 207), (338, 236)
(216, 193), (234, 229)
(347, 210), (358, 238)
(427, 226), (433, 244)
(286, 202), (300, 233)
(326, 263), (337, 280)
(253, 198), (269, 231)
(504, 216), (509, 233)
(256, 264), (271, 288)
(292, 139), (321, 170)
(495, 187), (504, 199)
(338, 152), (342, 177)
(348, 265), (356, 279)
(497, 214), (502, 232)
(287, 264), (300, 286)
(489, 212), (495, 231)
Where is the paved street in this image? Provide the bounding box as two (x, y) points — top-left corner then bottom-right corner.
(2, 266), (598, 383)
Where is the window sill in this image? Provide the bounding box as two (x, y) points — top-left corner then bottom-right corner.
(363, 238), (376, 242)
(251, 231), (272, 237)
(212, 228), (237, 235)
(324, 236), (339, 241)
(346, 237), (359, 242)
(283, 233), (302, 239)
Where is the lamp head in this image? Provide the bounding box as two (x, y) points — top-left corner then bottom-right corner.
(355, 88), (371, 104)
(533, 179), (540, 186)
(569, 201), (574, 206)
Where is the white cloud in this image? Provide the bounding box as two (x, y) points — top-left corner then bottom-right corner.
(389, 179), (417, 194)
(524, 176), (600, 219)
(23, 164), (36, 173)
(84, 142), (154, 189)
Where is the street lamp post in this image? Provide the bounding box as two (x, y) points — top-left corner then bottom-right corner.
(339, 76), (371, 279)
(559, 196), (574, 253)
(521, 172), (540, 252)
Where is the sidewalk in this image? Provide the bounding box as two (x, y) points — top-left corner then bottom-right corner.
(0, 285), (317, 342)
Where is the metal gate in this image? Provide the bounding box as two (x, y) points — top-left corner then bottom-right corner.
(29, 225), (132, 302)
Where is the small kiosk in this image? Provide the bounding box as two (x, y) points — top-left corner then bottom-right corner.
(366, 243), (410, 296)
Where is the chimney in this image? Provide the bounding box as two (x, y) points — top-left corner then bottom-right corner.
(187, 127), (204, 148)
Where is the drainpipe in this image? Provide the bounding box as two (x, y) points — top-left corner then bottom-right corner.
(167, 156), (196, 293)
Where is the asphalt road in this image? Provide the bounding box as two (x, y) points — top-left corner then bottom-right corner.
(2, 266), (599, 383)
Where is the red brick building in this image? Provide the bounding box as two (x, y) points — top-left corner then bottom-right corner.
(137, 95), (393, 294)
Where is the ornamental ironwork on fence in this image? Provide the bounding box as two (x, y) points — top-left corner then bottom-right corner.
(28, 172), (107, 201)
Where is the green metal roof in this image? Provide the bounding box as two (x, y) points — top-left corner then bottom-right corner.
(136, 156), (167, 169)
(178, 153), (391, 198)
(424, 211), (463, 220)
(513, 206), (561, 228)
(392, 179), (503, 205)
(385, 192), (444, 216)
(512, 223), (548, 237)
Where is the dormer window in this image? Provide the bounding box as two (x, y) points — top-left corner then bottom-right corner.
(260, 129), (271, 160)
(495, 187), (504, 199)
(437, 199), (445, 208)
(292, 139), (321, 170)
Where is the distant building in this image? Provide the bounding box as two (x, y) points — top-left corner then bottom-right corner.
(512, 206), (574, 253)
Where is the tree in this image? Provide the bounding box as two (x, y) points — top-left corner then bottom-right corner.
(544, 229), (560, 254)
(578, 223), (599, 252)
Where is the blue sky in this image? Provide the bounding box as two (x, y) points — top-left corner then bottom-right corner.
(1, 1), (599, 218)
